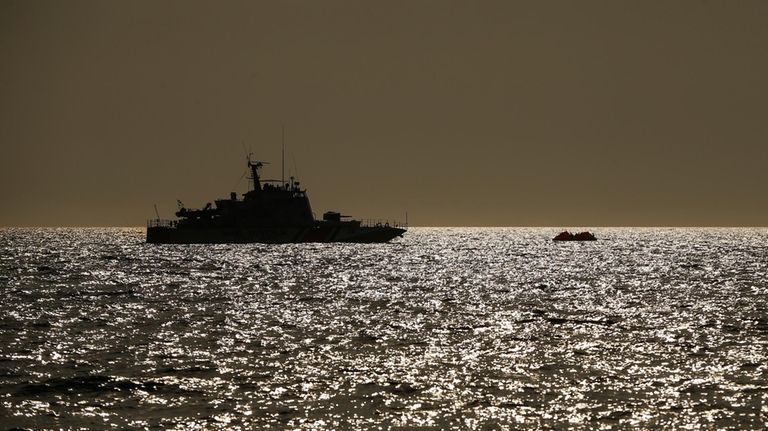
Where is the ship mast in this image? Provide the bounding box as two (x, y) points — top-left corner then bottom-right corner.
(248, 158), (263, 192)
(281, 125), (286, 189)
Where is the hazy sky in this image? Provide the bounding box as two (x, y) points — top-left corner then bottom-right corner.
(2, 0), (767, 226)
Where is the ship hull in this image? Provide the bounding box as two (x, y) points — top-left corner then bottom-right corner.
(146, 225), (406, 244)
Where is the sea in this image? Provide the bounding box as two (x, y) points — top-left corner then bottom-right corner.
(1, 227), (767, 430)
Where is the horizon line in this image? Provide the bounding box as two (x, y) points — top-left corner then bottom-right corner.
(1, 225), (767, 229)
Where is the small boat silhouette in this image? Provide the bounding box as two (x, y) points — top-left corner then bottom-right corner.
(553, 231), (597, 241)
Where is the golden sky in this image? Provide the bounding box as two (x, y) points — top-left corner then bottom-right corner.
(1, 0), (767, 226)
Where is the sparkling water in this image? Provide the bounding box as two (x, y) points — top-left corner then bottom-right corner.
(1, 228), (767, 429)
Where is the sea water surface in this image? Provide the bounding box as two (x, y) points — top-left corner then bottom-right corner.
(1, 228), (767, 429)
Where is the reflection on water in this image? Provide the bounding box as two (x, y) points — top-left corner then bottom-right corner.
(1, 227), (767, 429)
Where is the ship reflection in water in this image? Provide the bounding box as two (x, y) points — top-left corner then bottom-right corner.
(147, 158), (406, 244)
(1, 228), (767, 429)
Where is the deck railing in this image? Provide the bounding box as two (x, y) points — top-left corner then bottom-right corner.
(359, 219), (407, 229)
(146, 218), (404, 229)
(147, 219), (177, 228)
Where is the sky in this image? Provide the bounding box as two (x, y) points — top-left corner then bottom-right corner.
(1, 0), (767, 226)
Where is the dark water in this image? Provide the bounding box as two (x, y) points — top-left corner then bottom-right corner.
(1, 227), (767, 429)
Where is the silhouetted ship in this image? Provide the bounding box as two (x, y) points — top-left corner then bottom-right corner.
(147, 159), (407, 244)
